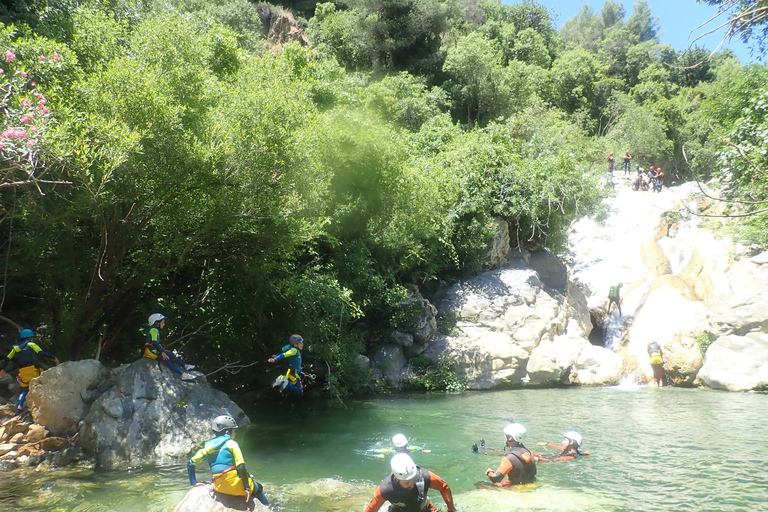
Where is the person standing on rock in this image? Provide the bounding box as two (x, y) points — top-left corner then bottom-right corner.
(623, 150), (632, 174)
(143, 313), (196, 381)
(608, 283), (623, 316)
(647, 341), (665, 387)
(365, 452), (458, 512)
(188, 414), (270, 510)
(484, 422), (537, 487)
(268, 334), (304, 396)
(0, 329), (59, 414)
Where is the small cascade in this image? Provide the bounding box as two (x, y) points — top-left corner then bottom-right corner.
(657, 201), (701, 275)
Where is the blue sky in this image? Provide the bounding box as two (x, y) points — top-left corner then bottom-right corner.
(520, 0), (758, 63)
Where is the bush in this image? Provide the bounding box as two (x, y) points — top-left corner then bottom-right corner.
(405, 354), (467, 392)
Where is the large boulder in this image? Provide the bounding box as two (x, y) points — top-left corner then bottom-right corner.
(526, 336), (622, 386)
(482, 218), (511, 271)
(422, 257), (599, 390)
(371, 345), (408, 385)
(78, 358), (248, 467)
(27, 359), (110, 435)
(706, 254), (768, 337)
(173, 485), (271, 512)
(696, 333), (768, 391)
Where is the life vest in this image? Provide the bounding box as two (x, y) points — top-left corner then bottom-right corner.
(649, 351), (663, 365)
(143, 327), (161, 359)
(7, 340), (44, 368)
(281, 344), (302, 372)
(608, 286), (619, 300)
(379, 468), (431, 512)
(504, 446), (537, 484)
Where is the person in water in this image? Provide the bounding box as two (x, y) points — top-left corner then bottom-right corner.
(485, 422), (537, 487)
(143, 313), (196, 381)
(365, 453), (457, 512)
(188, 415), (270, 510)
(536, 431), (588, 461)
(608, 283), (623, 316)
(0, 329), (59, 414)
(373, 434), (432, 457)
(268, 334), (304, 396)
(647, 341), (665, 387)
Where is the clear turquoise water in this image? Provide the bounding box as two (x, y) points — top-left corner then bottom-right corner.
(2, 386), (767, 511)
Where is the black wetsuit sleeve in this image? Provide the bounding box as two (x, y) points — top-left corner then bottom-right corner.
(236, 463), (250, 491)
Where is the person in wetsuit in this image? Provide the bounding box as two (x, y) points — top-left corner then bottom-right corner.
(623, 150), (632, 174)
(365, 453), (457, 512)
(647, 341), (665, 387)
(373, 433), (432, 457)
(143, 313), (195, 380)
(268, 334), (304, 396)
(608, 283), (623, 316)
(188, 415), (269, 510)
(0, 329), (59, 413)
(485, 422), (537, 487)
(536, 431), (588, 461)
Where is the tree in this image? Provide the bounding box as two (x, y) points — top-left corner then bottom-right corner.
(700, 0), (768, 56)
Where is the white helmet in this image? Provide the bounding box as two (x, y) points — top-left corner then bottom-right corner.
(503, 422), (526, 442)
(213, 415), (238, 432)
(148, 313), (166, 326)
(564, 431), (583, 447)
(392, 433), (408, 448)
(391, 453), (418, 481)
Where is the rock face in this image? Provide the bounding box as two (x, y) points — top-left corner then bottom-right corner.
(0, 405), (83, 468)
(696, 333), (768, 391)
(27, 359), (110, 435)
(422, 258), (623, 389)
(78, 358), (248, 467)
(173, 485), (271, 512)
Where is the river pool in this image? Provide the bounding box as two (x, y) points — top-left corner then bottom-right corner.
(2, 386), (766, 512)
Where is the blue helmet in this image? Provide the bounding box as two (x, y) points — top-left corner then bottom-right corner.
(19, 329), (35, 340)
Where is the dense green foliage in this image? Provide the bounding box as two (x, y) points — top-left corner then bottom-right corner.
(0, 0), (765, 396)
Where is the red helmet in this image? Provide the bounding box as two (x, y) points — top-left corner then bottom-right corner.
(609, 152), (613, 156)
(657, 167), (662, 172)
(625, 150), (630, 153)
(650, 166), (654, 170)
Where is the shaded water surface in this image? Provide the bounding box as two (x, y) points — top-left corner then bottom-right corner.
(3, 387), (766, 511)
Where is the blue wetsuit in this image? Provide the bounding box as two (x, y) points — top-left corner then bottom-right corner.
(144, 326), (186, 375)
(273, 344), (303, 396)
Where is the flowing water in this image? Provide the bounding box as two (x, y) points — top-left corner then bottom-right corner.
(3, 387), (767, 512)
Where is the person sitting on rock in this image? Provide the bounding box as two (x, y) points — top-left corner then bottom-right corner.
(0, 328), (59, 414)
(188, 415), (269, 510)
(608, 283), (623, 316)
(365, 453), (457, 512)
(143, 313), (195, 381)
(647, 341), (665, 387)
(485, 422), (537, 487)
(268, 334), (304, 396)
(536, 431), (589, 461)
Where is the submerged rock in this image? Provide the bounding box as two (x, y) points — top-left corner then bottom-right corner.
(173, 485), (271, 512)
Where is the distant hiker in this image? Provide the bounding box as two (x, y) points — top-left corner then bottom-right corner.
(653, 167), (664, 193)
(607, 152), (614, 173)
(365, 453), (457, 512)
(485, 422), (536, 487)
(623, 150), (632, 174)
(608, 283), (622, 316)
(268, 334), (304, 396)
(0, 329), (59, 413)
(188, 415), (270, 510)
(536, 431), (589, 461)
(143, 313), (196, 381)
(647, 341), (665, 387)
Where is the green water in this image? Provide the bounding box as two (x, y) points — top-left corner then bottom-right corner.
(2, 387), (767, 512)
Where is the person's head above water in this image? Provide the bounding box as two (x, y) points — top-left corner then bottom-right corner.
(393, 433), (408, 450)
(563, 431), (583, 449)
(503, 422), (526, 446)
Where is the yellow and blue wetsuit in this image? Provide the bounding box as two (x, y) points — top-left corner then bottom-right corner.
(1, 340), (56, 410)
(188, 433), (269, 506)
(273, 343), (303, 396)
(143, 326), (186, 375)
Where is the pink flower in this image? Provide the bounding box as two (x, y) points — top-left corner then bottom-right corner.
(33, 92), (44, 100)
(26, 139), (36, 146)
(14, 128), (27, 138)
(30, 81), (35, 87)
(52, 51), (59, 62)
(30, 126), (38, 134)
(21, 99), (32, 107)
(14, 70), (27, 78)
(0, 143), (4, 151)
(39, 55), (45, 61)
(21, 114), (32, 123)
(36, 105), (50, 115)
(0, 69), (4, 74)
(4, 50), (15, 63)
